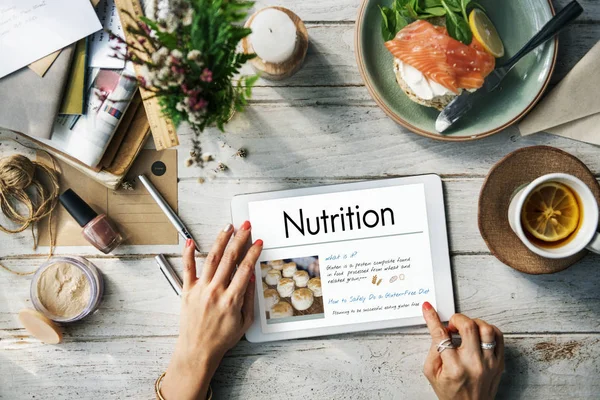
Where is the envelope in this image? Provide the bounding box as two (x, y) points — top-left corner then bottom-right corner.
(38, 149), (179, 246)
(519, 41), (600, 145)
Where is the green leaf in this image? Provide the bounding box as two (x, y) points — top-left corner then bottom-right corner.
(468, 1), (486, 12)
(442, 0), (461, 12)
(379, 5), (396, 41)
(441, 0), (472, 44)
(395, 9), (409, 30)
(421, 6), (446, 16)
(460, 0), (470, 21)
(422, 0), (442, 7)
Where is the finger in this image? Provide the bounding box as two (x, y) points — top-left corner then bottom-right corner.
(182, 239), (197, 292)
(201, 223), (234, 284)
(422, 302), (457, 364)
(241, 271), (256, 331)
(211, 221), (252, 286)
(492, 325), (505, 365)
(449, 314), (481, 355)
(473, 319), (497, 363)
(228, 239), (263, 296)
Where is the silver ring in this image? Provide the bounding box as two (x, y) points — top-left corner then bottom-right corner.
(437, 338), (456, 353)
(481, 341), (496, 350)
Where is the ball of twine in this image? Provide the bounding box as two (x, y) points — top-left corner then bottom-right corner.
(0, 153), (59, 235)
(0, 146), (60, 276)
(0, 154), (36, 190)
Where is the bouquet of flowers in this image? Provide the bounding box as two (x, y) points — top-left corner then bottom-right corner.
(114, 0), (258, 162)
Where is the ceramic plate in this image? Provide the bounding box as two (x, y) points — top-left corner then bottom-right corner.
(355, 0), (557, 141)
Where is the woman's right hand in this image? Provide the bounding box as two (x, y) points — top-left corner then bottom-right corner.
(422, 302), (504, 400)
(160, 221), (263, 400)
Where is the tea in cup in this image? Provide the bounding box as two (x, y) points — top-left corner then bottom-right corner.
(508, 173), (600, 259)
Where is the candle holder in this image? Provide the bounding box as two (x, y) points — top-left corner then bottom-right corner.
(242, 7), (309, 81)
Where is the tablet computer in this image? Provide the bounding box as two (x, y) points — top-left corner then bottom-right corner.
(231, 174), (454, 343)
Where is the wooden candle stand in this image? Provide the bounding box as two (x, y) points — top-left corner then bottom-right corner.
(242, 7), (309, 81)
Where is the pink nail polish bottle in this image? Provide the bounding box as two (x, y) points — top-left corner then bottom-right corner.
(59, 189), (124, 254)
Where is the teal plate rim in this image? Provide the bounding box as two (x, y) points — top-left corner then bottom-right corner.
(354, 0), (558, 142)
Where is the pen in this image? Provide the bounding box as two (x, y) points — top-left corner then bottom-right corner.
(155, 254), (183, 296)
(139, 174), (200, 251)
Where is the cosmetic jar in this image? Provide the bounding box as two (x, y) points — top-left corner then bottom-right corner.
(30, 256), (104, 323)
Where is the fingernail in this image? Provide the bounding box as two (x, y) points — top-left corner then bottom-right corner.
(186, 239), (194, 248)
(240, 220), (251, 231)
(254, 239), (263, 246)
(422, 301), (433, 311)
(250, 273), (256, 283)
(223, 223), (233, 232)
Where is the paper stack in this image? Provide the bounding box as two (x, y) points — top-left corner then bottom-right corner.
(0, 0), (152, 189)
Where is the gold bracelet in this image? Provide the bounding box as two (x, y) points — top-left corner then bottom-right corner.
(155, 372), (213, 400)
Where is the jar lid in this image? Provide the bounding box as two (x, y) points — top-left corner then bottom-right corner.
(18, 309), (63, 344)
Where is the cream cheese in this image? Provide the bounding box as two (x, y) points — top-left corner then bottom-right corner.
(394, 58), (453, 100)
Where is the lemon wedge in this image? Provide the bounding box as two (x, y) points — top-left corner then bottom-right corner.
(469, 9), (505, 58)
(521, 182), (580, 242)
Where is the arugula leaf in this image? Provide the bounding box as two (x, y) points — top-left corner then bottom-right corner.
(441, 0), (472, 44)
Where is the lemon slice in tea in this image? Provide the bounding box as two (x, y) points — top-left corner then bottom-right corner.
(521, 182), (580, 242)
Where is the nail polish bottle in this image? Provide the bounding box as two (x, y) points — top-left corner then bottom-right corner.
(59, 189), (124, 254)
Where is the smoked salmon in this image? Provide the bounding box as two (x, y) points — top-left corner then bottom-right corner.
(384, 20), (495, 94)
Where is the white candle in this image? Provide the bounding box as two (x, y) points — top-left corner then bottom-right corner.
(249, 8), (297, 64)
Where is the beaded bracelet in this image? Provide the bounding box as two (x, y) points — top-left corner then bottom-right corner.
(155, 372), (213, 400)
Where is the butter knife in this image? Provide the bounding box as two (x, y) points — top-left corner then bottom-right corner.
(435, 1), (583, 133)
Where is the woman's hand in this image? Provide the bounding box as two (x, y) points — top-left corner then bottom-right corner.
(161, 221), (263, 400)
(422, 302), (504, 400)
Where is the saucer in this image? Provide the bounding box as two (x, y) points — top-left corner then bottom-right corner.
(478, 146), (600, 274)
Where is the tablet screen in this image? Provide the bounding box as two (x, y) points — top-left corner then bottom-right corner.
(249, 183), (437, 334)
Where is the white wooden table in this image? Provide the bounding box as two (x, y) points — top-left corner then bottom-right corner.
(2, 1), (600, 398)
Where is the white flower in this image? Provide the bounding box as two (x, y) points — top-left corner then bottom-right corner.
(138, 64), (152, 83)
(188, 113), (201, 124)
(165, 14), (179, 33)
(171, 49), (183, 59)
(182, 9), (193, 26)
(187, 50), (201, 61)
(157, 67), (170, 81)
(152, 47), (169, 64)
(156, 0), (170, 20)
(176, 101), (186, 112)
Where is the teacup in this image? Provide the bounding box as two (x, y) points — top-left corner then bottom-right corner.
(508, 173), (600, 259)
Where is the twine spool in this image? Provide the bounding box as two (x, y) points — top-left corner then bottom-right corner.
(0, 139), (60, 276)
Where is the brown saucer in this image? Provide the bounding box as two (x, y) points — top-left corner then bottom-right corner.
(478, 146), (600, 274)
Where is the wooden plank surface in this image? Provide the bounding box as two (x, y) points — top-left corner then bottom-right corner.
(1, 253), (598, 340)
(2, 335), (599, 399)
(1, 177), (599, 256)
(1, 0), (599, 398)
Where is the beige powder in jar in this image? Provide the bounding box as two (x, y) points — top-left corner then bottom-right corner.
(37, 262), (92, 319)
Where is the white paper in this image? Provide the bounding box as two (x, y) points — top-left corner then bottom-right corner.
(88, 0), (125, 69)
(0, 0), (102, 78)
(249, 184), (436, 334)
